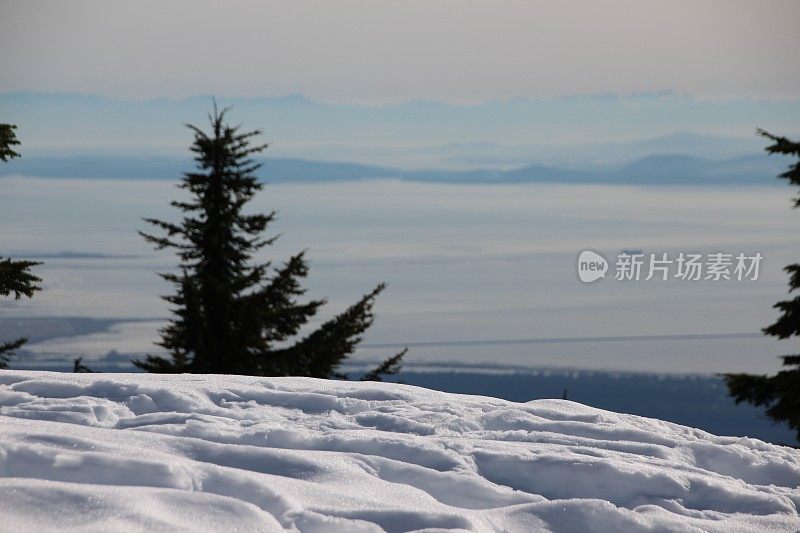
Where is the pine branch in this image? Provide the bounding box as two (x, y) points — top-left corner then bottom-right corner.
(0, 257), (42, 299)
(132, 353), (188, 373)
(764, 297), (800, 339)
(0, 123), (21, 162)
(0, 337), (26, 369)
(785, 264), (800, 292)
(758, 129), (800, 207)
(361, 348), (407, 382)
(273, 284), (386, 377)
(73, 357), (93, 373)
(724, 357), (800, 442)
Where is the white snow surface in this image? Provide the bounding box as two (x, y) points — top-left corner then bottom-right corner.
(0, 371), (798, 532)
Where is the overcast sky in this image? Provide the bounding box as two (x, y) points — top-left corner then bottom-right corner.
(1, 0), (798, 103)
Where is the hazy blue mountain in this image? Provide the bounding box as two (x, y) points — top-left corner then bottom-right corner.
(612, 155), (715, 184)
(2, 91), (798, 168)
(610, 153), (789, 185)
(0, 155), (189, 180)
(502, 164), (595, 183)
(0, 152), (789, 185)
(0, 92), (792, 185)
(263, 158), (397, 182)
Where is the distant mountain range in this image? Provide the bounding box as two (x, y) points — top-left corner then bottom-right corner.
(0, 152), (789, 185)
(2, 91), (799, 169)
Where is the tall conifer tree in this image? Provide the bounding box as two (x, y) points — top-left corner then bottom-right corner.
(725, 129), (800, 441)
(135, 105), (403, 379)
(0, 123), (42, 369)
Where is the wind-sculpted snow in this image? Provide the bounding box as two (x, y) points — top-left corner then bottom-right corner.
(0, 372), (798, 532)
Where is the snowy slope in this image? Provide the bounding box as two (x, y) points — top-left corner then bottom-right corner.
(0, 371), (798, 532)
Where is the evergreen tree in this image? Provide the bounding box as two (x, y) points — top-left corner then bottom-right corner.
(0, 123), (42, 369)
(724, 129), (800, 441)
(134, 105), (404, 379)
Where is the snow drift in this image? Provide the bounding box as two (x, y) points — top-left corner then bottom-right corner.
(0, 371), (798, 532)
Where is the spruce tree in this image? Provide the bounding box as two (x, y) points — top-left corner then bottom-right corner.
(0, 123), (42, 369)
(134, 105), (403, 380)
(724, 129), (800, 441)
